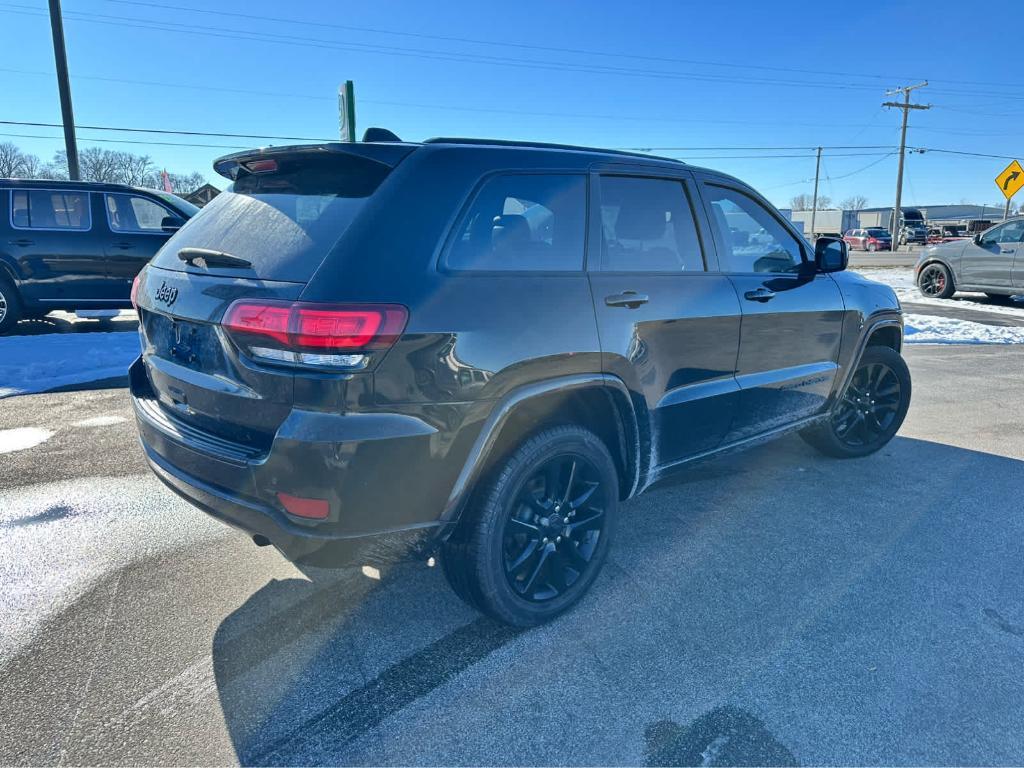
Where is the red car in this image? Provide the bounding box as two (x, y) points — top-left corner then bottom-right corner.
(844, 228), (893, 252)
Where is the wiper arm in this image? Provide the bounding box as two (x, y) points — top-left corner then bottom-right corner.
(177, 247), (252, 269)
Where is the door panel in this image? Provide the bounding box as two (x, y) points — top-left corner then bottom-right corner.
(103, 193), (176, 298)
(8, 189), (111, 301)
(589, 170), (741, 464)
(695, 175), (846, 440)
(960, 220), (1024, 288)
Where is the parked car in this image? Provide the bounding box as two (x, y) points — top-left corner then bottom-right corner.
(131, 135), (911, 626)
(926, 226), (969, 244)
(899, 223), (928, 245)
(916, 217), (1024, 300)
(0, 179), (197, 333)
(843, 227), (893, 252)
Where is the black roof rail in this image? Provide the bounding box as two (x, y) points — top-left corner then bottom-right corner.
(423, 137), (683, 163)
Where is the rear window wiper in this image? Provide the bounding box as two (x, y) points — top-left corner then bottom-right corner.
(177, 247), (252, 269)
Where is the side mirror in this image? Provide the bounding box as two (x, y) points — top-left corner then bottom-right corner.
(161, 215), (185, 233)
(815, 236), (848, 273)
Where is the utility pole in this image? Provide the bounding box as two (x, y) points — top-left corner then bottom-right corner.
(810, 146), (822, 238)
(48, 0), (79, 180)
(883, 81), (929, 248)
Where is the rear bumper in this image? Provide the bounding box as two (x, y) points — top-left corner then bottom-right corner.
(130, 358), (465, 567)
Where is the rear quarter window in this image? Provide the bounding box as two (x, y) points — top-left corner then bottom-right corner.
(444, 173), (586, 272)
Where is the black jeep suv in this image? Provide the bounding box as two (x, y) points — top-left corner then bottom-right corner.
(0, 179), (196, 333)
(131, 136), (910, 626)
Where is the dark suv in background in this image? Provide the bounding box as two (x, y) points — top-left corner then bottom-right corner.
(132, 136), (911, 626)
(0, 179), (197, 333)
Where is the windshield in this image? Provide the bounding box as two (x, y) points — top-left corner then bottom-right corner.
(153, 191), (201, 217)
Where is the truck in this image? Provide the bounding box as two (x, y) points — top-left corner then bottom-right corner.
(856, 208), (927, 243)
(787, 208), (858, 239)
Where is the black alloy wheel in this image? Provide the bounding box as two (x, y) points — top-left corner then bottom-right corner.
(917, 264), (954, 301)
(831, 361), (902, 448)
(800, 345), (911, 459)
(501, 454), (606, 602)
(441, 424), (618, 626)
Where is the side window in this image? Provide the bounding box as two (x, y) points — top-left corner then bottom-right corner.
(106, 193), (173, 233)
(446, 174), (586, 271)
(703, 185), (804, 273)
(596, 176), (704, 272)
(985, 220), (1024, 244)
(12, 189), (90, 230)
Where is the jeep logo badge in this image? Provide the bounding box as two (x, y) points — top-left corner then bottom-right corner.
(154, 280), (178, 308)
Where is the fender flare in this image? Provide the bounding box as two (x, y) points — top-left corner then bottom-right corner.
(438, 373), (642, 528)
(830, 311), (903, 408)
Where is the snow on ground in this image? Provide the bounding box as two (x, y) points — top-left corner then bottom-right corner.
(854, 267), (1024, 316)
(904, 314), (1024, 345)
(0, 332), (140, 398)
(0, 427), (54, 454)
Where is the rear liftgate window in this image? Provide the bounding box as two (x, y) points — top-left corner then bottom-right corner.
(151, 153), (392, 281)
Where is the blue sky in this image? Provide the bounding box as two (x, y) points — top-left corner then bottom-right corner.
(1, 0), (1022, 209)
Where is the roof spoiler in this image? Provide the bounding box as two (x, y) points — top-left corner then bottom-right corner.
(213, 136), (414, 181)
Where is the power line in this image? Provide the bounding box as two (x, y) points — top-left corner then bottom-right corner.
(96, 0), (1024, 94)
(0, 66), (896, 132)
(0, 4), (918, 94)
(0, 119), (335, 142)
(97, 0), (926, 86)
(0, 130), (248, 148)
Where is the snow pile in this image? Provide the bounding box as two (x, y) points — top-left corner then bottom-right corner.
(855, 268), (1024, 316)
(903, 314), (1024, 345)
(0, 427), (54, 454)
(0, 332), (140, 398)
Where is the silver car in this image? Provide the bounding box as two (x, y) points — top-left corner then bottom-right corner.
(916, 217), (1024, 300)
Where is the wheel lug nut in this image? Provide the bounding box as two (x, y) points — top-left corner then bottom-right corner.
(556, 536), (562, 543)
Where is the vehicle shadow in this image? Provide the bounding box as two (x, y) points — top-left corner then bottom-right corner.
(210, 434), (1024, 766)
(6, 311), (139, 336)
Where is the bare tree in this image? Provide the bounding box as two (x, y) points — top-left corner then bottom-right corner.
(165, 171), (206, 193)
(790, 194), (812, 211)
(77, 147), (121, 182)
(790, 193), (832, 211)
(0, 142), (27, 176)
(113, 151), (155, 186)
(839, 195), (868, 210)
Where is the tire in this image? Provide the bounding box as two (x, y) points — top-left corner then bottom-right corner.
(917, 261), (955, 299)
(0, 275), (23, 335)
(801, 345), (911, 459)
(441, 424), (619, 627)
(868, 243), (877, 252)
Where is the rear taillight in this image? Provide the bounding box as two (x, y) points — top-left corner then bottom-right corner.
(222, 300), (407, 370)
(130, 274), (141, 310)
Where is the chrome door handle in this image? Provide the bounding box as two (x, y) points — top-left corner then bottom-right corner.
(744, 287), (776, 302)
(9, 238), (34, 246)
(604, 291), (649, 309)
(1000, 248), (1016, 254)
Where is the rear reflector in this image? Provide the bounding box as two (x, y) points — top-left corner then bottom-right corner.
(277, 492), (329, 519)
(130, 274), (141, 310)
(222, 300), (407, 369)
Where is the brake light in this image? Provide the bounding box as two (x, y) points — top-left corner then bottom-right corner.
(130, 274), (141, 310)
(243, 158), (278, 173)
(222, 300), (407, 369)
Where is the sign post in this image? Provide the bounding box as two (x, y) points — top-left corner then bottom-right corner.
(995, 159), (1023, 220)
(338, 80), (356, 143)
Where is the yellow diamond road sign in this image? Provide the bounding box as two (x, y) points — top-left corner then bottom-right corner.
(995, 159), (1024, 200)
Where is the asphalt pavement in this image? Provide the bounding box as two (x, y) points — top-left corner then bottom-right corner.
(2, 346), (1024, 765)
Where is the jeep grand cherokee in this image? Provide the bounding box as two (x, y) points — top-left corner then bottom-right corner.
(131, 135), (910, 626)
